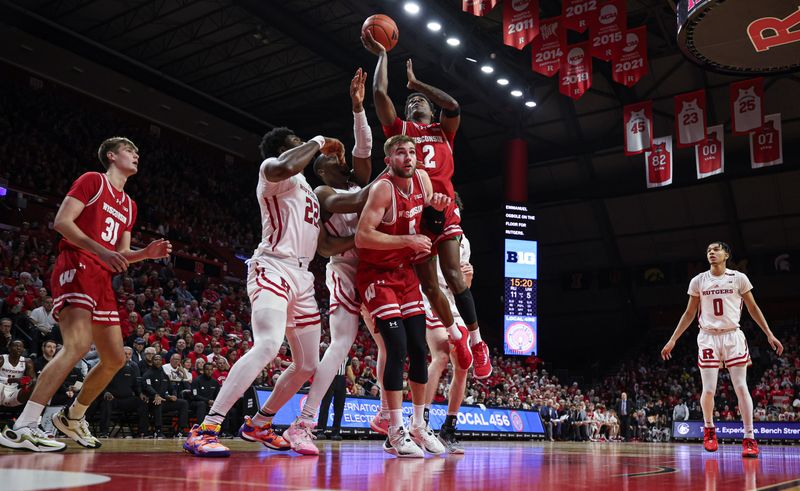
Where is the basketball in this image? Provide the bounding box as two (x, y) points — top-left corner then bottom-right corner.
(362, 14), (398, 52)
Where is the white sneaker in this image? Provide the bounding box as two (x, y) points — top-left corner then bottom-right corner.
(384, 426), (424, 458)
(410, 422), (446, 455)
(0, 425), (66, 452)
(53, 408), (101, 448)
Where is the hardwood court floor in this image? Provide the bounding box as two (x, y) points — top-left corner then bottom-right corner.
(1, 439), (799, 490)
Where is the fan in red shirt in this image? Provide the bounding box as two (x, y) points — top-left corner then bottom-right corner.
(0, 137), (171, 453)
(193, 323), (213, 348)
(363, 31), (492, 380)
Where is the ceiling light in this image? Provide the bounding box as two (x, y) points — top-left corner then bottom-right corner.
(446, 37), (461, 47)
(465, 57), (477, 63)
(511, 90), (523, 97)
(497, 78), (509, 86)
(404, 2), (421, 15)
(525, 101), (537, 108)
(480, 65), (494, 73)
(427, 21), (442, 32)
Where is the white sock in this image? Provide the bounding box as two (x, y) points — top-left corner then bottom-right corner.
(412, 404), (425, 427)
(389, 409), (403, 428)
(469, 329), (482, 346)
(447, 324), (462, 341)
(13, 401), (46, 430)
(704, 421), (715, 428)
(203, 413), (224, 427)
(68, 401), (90, 419)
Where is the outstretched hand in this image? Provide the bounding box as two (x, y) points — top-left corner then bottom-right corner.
(145, 238), (172, 259)
(360, 30), (386, 56)
(350, 68), (368, 109)
(406, 59), (418, 90)
(321, 138), (346, 165)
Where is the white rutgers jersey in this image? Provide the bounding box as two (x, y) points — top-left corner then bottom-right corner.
(424, 236), (471, 327)
(252, 164), (320, 266)
(626, 110), (651, 153)
(0, 355), (26, 385)
(733, 88), (762, 133)
(688, 269), (753, 332)
(324, 184), (360, 263)
(677, 100), (704, 145)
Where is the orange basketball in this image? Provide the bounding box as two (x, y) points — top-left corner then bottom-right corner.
(362, 14), (398, 52)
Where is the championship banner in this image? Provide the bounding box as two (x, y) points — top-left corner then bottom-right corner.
(503, 0), (539, 50)
(623, 100), (653, 156)
(612, 25), (648, 87)
(463, 0), (498, 16)
(750, 113), (783, 168)
(590, 0), (626, 61)
(559, 41), (592, 99)
(645, 136), (673, 189)
(531, 17), (564, 77)
(730, 77), (765, 135)
(675, 89), (707, 148)
(695, 124), (724, 179)
(563, 0), (598, 33)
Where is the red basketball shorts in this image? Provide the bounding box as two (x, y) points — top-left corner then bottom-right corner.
(413, 200), (463, 263)
(51, 249), (120, 325)
(356, 263), (424, 325)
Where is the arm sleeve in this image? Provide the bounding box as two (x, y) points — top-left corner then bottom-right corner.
(460, 236), (471, 264)
(381, 117), (405, 137)
(66, 172), (103, 204)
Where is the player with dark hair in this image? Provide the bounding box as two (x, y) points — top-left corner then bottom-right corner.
(362, 30), (492, 380)
(661, 241), (783, 458)
(0, 137), (171, 452)
(0, 340), (36, 408)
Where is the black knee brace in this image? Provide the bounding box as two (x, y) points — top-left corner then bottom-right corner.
(404, 315), (428, 384)
(377, 317), (407, 391)
(454, 288), (478, 325)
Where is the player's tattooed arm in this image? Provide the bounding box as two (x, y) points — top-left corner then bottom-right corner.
(661, 295), (700, 360)
(405, 59), (460, 134)
(316, 226), (355, 258)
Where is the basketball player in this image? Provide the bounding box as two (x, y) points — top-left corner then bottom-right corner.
(362, 31), (491, 379)
(356, 134), (448, 458)
(286, 68), (376, 454)
(0, 340), (36, 408)
(183, 128), (345, 457)
(661, 242), (783, 458)
(0, 137), (172, 452)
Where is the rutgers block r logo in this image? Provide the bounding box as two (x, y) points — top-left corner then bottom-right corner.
(59, 269), (76, 286)
(702, 348), (714, 360)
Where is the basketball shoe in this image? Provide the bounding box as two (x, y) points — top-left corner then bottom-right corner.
(383, 426), (424, 458)
(183, 423), (230, 458)
(52, 407), (101, 448)
(283, 419), (319, 455)
(0, 425), (66, 452)
(370, 411), (390, 435)
(742, 438), (759, 458)
(450, 326), (473, 370)
(471, 341), (493, 379)
(409, 422), (446, 455)
(239, 416), (291, 451)
(703, 426), (718, 452)
(437, 424), (465, 454)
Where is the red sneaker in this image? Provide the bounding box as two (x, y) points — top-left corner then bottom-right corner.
(471, 341), (492, 379)
(449, 326), (473, 370)
(703, 427), (718, 452)
(742, 438), (759, 458)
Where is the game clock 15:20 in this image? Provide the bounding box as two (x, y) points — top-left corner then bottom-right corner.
(503, 202), (538, 357)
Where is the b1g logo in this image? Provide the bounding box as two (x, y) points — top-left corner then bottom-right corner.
(506, 251), (536, 265)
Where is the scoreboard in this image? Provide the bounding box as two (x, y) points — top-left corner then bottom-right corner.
(503, 202), (538, 356)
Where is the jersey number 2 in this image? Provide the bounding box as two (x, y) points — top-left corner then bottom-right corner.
(712, 298), (723, 316)
(101, 217), (120, 244)
(422, 145), (436, 168)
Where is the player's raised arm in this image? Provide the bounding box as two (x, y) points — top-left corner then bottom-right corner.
(661, 295), (700, 360)
(351, 67), (373, 187)
(355, 181), (429, 253)
(362, 30), (397, 127)
(742, 291), (783, 355)
(405, 59), (460, 136)
(54, 196), (129, 273)
(262, 137), (342, 183)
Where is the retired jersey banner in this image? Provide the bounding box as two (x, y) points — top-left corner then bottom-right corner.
(623, 100), (653, 156)
(590, 0), (626, 60)
(612, 26), (648, 87)
(503, 0), (539, 50)
(463, 0), (497, 16)
(645, 136), (673, 189)
(531, 17), (564, 77)
(750, 114), (783, 168)
(675, 89), (707, 148)
(695, 125), (724, 179)
(563, 0), (598, 33)
(731, 78), (765, 135)
(559, 41), (592, 99)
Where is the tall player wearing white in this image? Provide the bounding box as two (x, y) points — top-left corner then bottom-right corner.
(286, 68), (376, 454)
(183, 129), (345, 457)
(661, 242), (783, 458)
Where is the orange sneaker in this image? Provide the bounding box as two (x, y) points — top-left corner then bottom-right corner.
(742, 438), (759, 458)
(239, 416), (291, 451)
(183, 424), (230, 458)
(471, 341), (492, 379)
(703, 427), (718, 452)
(449, 326), (473, 370)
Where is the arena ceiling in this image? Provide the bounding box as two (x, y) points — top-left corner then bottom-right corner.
(3, 0), (800, 272)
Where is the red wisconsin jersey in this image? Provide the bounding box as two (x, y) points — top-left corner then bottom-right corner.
(383, 117), (455, 198)
(358, 171), (426, 269)
(60, 172), (137, 256)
